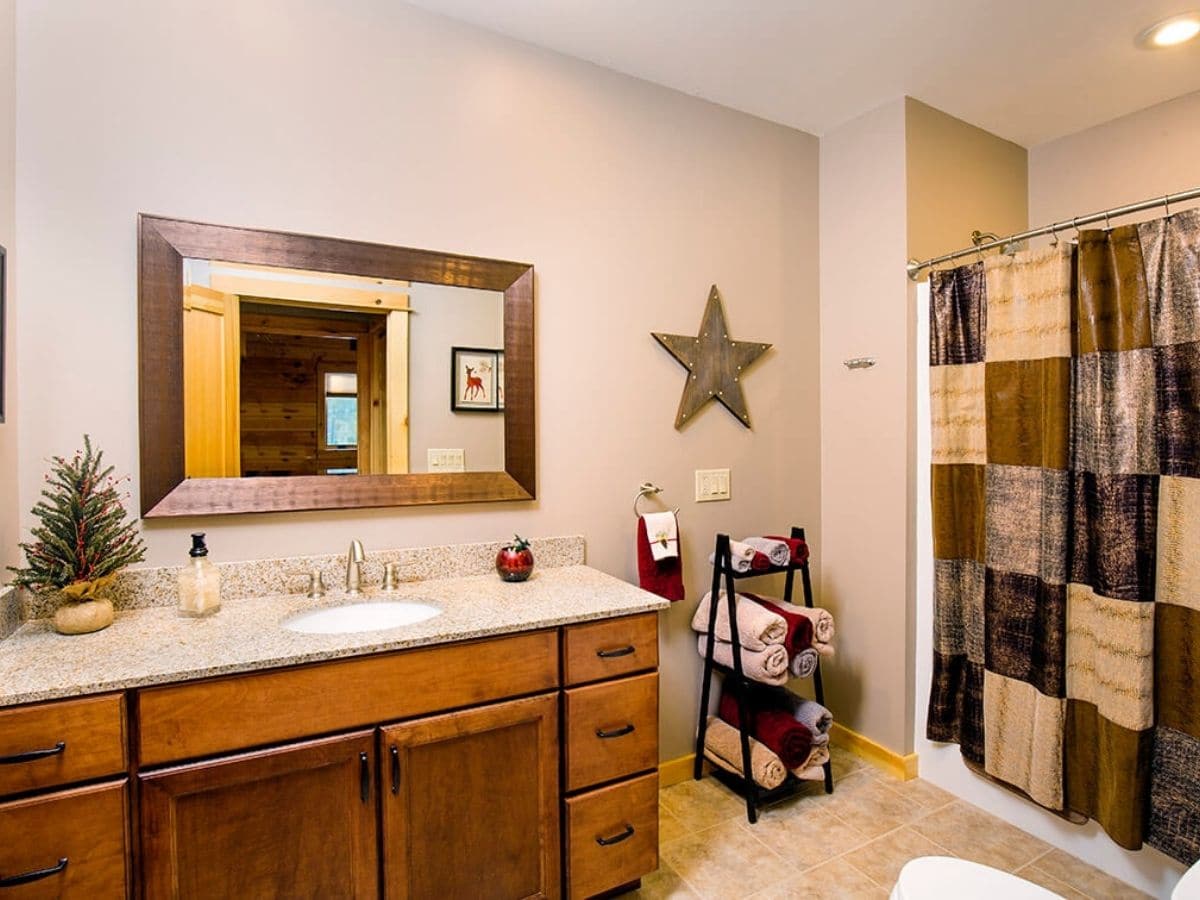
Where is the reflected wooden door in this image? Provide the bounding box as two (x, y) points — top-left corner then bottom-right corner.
(182, 285), (240, 477)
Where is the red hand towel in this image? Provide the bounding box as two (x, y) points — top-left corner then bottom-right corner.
(745, 594), (814, 655)
(766, 535), (810, 566)
(718, 690), (813, 770)
(637, 517), (685, 602)
(750, 551), (771, 571)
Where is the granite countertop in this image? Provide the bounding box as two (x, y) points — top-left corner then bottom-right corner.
(0, 565), (668, 708)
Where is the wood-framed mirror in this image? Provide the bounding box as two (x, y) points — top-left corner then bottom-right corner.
(138, 215), (534, 517)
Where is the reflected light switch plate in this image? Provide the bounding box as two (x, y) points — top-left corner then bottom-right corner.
(428, 449), (465, 473)
(695, 468), (731, 502)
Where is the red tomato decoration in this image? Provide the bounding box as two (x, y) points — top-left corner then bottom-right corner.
(496, 534), (534, 582)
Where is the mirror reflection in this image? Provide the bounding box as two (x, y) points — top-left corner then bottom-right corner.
(181, 259), (504, 478)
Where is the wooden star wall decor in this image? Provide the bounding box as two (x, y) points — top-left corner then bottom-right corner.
(653, 285), (771, 430)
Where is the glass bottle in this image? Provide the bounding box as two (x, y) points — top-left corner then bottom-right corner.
(178, 532), (221, 617)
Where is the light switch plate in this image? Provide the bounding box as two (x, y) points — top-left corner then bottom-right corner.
(427, 448), (465, 473)
(695, 468), (731, 502)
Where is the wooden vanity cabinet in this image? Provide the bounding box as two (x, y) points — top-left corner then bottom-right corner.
(380, 693), (560, 899)
(139, 731), (378, 899)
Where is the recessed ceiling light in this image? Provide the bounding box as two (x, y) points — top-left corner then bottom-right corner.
(1138, 12), (1200, 48)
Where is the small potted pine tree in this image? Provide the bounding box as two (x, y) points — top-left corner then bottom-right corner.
(10, 436), (146, 634)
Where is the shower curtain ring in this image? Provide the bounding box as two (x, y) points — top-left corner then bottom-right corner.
(1072, 217), (1081, 239)
(1048, 223), (1059, 247)
(1104, 210), (1112, 230)
(1164, 194), (1172, 218)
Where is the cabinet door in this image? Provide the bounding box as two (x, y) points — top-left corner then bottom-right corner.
(140, 730), (377, 899)
(381, 693), (560, 900)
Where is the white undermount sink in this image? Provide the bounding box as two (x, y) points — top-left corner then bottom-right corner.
(282, 600), (442, 635)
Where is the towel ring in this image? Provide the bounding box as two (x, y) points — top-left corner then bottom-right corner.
(633, 482), (679, 518)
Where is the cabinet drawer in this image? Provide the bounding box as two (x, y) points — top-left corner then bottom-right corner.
(0, 694), (126, 796)
(563, 613), (657, 686)
(564, 672), (658, 792)
(137, 629), (559, 765)
(565, 772), (658, 900)
(0, 779), (129, 898)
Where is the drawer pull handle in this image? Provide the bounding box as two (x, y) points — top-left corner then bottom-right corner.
(595, 724), (635, 739)
(359, 751), (370, 804)
(390, 745), (401, 795)
(595, 825), (635, 847)
(596, 645), (635, 659)
(0, 856), (68, 887)
(0, 741), (66, 765)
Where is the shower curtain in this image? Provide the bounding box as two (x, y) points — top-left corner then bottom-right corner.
(926, 208), (1200, 865)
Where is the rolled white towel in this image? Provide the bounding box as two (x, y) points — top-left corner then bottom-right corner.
(698, 635), (790, 685)
(707, 540), (757, 573)
(691, 590), (786, 652)
(795, 744), (830, 772)
(742, 537), (791, 568)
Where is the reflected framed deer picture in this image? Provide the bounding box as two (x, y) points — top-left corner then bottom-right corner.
(451, 346), (500, 412)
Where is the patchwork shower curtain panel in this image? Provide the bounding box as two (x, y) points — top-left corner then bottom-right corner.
(927, 208), (1200, 864)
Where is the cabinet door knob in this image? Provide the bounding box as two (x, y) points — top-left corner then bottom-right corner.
(595, 645), (635, 659)
(0, 856), (68, 887)
(595, 825), (635, 847)
(0, 741), (66, 765)
(390, 745), (400, 795)
(359, 751), (370, 804)
(595, 723), (635, 739)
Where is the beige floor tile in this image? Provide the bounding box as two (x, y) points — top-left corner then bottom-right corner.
(749, 858), (889, 900)
(818, 774), (924, 838)
(660, 819), (791, 900)
(830, 745), (868, 779)
(1030, 848), (1154, 899)
(736, 806), (871, 870)
(910, 800), (1051, 871)
(1014, 862), (1090, 900)
(628, 862), (702, 899)
(842, 826), (955, 889)
(659, 804), (690, 844)
(875, 776), (956, 815)
(659, 777), (747, 832)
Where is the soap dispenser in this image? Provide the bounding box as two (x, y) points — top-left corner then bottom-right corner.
(178, 532), (221, 617)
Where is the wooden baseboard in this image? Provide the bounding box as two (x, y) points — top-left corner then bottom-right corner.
(658, 753), (702, 787)
(830, 722), (919, 781)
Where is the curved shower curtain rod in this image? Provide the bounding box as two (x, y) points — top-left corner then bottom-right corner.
(906, 186), (1200, 280)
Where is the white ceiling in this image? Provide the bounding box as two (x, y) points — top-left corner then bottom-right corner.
(404, 0), (1200, 146)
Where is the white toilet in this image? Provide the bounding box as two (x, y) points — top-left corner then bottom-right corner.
(895, 855), (1200, 899)
(1175, 858), (1200, 899)
(890, 857), (1063, 899)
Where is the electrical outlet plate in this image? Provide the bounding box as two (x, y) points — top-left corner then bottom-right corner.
(427, 448), (465, 473)
(695, 468), (731, 502)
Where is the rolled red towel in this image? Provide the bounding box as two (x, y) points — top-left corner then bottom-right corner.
(766, 535), (810, 566)
(745, 593), (814, 655)
(750, 551), (772, 571)
(718, 690), (814, 770)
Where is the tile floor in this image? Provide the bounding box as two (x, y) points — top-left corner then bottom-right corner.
(635, 748), (1153, 900)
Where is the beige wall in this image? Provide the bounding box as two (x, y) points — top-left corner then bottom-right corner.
(1029, 89), (1200, 228)
(820, 98), (1026, 755)
(13, 0), (820, 761)
(0, 0), (15, 575)
(905, 99), (1028, 263)
(818, 99), (911, 752)
(408, 284), (505, 473)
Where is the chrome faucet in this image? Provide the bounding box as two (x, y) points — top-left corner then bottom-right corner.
(345, 540), (366, 595)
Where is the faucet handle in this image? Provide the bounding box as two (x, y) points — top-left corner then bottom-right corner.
(289, 569), (326, 599)
(381, 562), (399, 592)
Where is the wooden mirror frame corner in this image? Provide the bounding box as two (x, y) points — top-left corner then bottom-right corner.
(138, 214), (535, 517)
